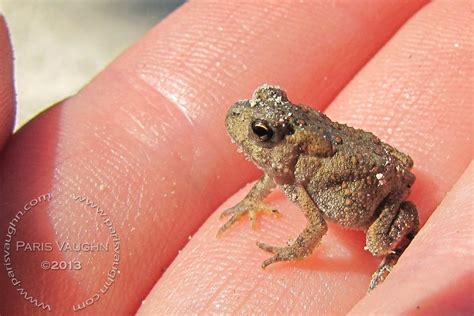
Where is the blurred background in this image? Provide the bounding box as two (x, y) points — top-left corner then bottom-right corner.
(0, 0), (184, 130)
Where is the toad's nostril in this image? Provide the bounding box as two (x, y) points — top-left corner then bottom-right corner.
(231, 109), (241, 116)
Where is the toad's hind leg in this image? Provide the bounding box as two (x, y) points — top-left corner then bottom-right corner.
(366, 200), (419, 291)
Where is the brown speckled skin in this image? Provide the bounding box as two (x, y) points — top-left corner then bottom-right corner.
(219, 85), (419, 291)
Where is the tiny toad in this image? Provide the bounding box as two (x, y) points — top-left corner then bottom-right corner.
(218, 85), (419, 291)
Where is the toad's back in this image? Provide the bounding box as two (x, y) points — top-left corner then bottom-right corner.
(297, 108), (415, 228)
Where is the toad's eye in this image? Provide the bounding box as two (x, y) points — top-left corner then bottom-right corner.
(251, 120), (273, 142)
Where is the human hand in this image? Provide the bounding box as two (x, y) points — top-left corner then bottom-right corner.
(0, 1), (472, 314)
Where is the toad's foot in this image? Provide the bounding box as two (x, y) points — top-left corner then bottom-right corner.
(217, 201), (280, 237)
(256, 241), (311, 268)
(368, 252), (399, 292)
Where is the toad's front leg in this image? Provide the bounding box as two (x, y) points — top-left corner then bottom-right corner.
(217, 174), (279, 237)
(257, 185), (327, 268)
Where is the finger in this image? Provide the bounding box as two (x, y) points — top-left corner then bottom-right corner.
(115, 0), (428, 127)
(0, 1), (427, 314)
(325, 0), (474, 224)
(138, 1), (473, 314)
(0, 15), (15, 149)
(350, 162), (474, 314)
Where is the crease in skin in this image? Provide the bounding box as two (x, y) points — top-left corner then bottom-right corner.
(118, 72), (196, 147)
(139, 70), (195, 126)
(115, 71), (245, 208)
(122, 64), (253, 190)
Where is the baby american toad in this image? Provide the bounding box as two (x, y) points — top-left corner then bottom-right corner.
(218, 85), (419, 291)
